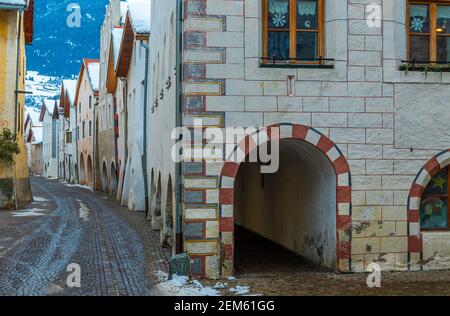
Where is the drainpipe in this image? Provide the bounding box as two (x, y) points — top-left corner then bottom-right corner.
(93, 98), (99, 189)
(14, 11), (23, 134)
(140, 40), (150, 215)
(75, 106), (79, 183)
(119, 79), (128, 202)
(175, 0), (184, 254)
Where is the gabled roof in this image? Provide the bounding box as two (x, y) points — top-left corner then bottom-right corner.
(0, 0), (30, 10)
(107, 26), (124, 93)
(39, 99), (57, 121)
(60, 79), (77, 118)
(0, 0), (34, 44)
(115, 5), (150, 78)
(74, 58), (100, 107)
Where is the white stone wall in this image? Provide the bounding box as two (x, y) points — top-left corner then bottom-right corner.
(121, 37), (148, 211)
(177, 0), (450, 278)
(146, 0), (178, 248)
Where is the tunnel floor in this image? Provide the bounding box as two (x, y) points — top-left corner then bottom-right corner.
(233, 226), (324, 276)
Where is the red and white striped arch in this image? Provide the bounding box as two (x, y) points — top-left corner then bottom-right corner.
(218, 123), (353, 275)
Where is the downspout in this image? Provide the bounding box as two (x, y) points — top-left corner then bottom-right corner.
(119, 79), (128, 202)
(175, 0), (184, 254)
(14, 11), (23, 134)
(93, 98), (98, 189)
(75, 106), (79, 183)
(12, 11), (23, 209)
(140, 40), (150, 215)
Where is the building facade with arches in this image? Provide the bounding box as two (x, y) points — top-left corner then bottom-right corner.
(144, 0), (450, 278)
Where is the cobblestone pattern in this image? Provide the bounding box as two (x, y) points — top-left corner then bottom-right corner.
(0, 177), (170, 296)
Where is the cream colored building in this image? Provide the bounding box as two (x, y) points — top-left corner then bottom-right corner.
(0, 0), (34, 209)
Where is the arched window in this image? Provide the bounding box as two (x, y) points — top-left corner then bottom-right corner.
(263, 0), (324, 64)
(420, 167), (450, 230)
(408, 0), (450, 63)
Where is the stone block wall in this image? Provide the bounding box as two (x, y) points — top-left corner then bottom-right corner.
(180, 0), (450, 278)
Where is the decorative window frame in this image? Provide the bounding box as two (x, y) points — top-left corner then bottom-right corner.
(244, 0), (348, 81)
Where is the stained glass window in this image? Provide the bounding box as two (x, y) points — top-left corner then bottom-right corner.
(408, 1), (450, 63)
(420, 167), (450, 230)
(264, 0), (323, 63)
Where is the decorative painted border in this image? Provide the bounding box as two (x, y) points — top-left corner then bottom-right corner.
(217, 123), (353, 276)
(407, 149), (450, 269)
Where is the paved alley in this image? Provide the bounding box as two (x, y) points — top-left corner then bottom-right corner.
(0, 176), (170, 296)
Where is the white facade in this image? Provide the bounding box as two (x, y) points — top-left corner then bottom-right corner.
(40, 100), (59, 179)
(117, 2), (150, 212)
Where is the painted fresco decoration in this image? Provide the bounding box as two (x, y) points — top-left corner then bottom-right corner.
(420, 167), (449, 229)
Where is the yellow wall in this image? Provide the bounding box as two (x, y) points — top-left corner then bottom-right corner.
(0, 9), (32, 208)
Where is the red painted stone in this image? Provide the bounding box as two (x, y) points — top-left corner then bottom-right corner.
(219, 188), (234, 205)
(292, 124), (309, 140)
(408, 235), (423, 253)
(409, 183), (424, 198)
(317, 136), (335, 154)
(224, 244), (234, 259)
(337, 241), (351, 259)
(238, 136), (257, 156)
(424, 157), (440, 178)
(220, 217), (234, 232)
(221, 162), (239, 178)
(337, 186), (352, 203)
(267, 126), (281, 141)
(337, 215), (352, 230)
(407, 210), (420, 223)
(333, 156), (350, 175)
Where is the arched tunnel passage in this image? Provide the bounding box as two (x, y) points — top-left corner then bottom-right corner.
(234, 139), (337, 274)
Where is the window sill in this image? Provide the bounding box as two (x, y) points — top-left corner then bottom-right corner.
(260, 63), (334, 69)
(399, 64), (450, 73)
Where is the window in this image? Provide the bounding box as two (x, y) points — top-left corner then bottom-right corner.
(66, 132), (72, 144)
(408, 1), (450, 63)
(79, 102), (81, 114)
(89, 96), (92, 109)
(262, 0), (324, 64)
(89, 121), (92, 137)
(82, 122), (85, 138)
(420, 167), (450, 230)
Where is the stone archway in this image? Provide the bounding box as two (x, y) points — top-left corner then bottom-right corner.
(79, 153), (86, 185)
(407, 149), (450, 270)
(102, 161), (109, 192)
(87, 155), (93, 188)
(110, 162), (118, 193)
(218, 123), (352, 276)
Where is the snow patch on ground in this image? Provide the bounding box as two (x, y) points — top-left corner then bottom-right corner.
(154, 272), (221, 296)
(63, 183), (93, 191)
(77, 200), (90, 222)
(229, 285), (250, 295)
(33, 196), (49, 202)
(154, 271), (256, 296)
(13, 208), (47, 217)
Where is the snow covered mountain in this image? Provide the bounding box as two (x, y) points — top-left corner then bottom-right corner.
(26, 0), (109, 77)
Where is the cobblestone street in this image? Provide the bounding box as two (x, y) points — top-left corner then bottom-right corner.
(0, 176), (170, 296)
(2, 177), (450, 296)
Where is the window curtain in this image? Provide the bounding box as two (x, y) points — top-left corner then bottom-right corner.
(297, 1), (317, 16)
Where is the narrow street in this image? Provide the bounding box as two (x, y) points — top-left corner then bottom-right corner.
(0, 176), (170, 296)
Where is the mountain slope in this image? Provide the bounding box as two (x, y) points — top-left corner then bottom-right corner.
(26, 0), (109, 77)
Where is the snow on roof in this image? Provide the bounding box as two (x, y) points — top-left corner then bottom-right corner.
(31, 126), (43, 143)
(87, 62), (100, 91)
(26, 108), (42, 126)
(0, 0), (29, 9)
(63, 79), (77, 105)
(112, 27), (124, 69)
(128, 2), (151, 34)
(43, 99), (56, 116)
